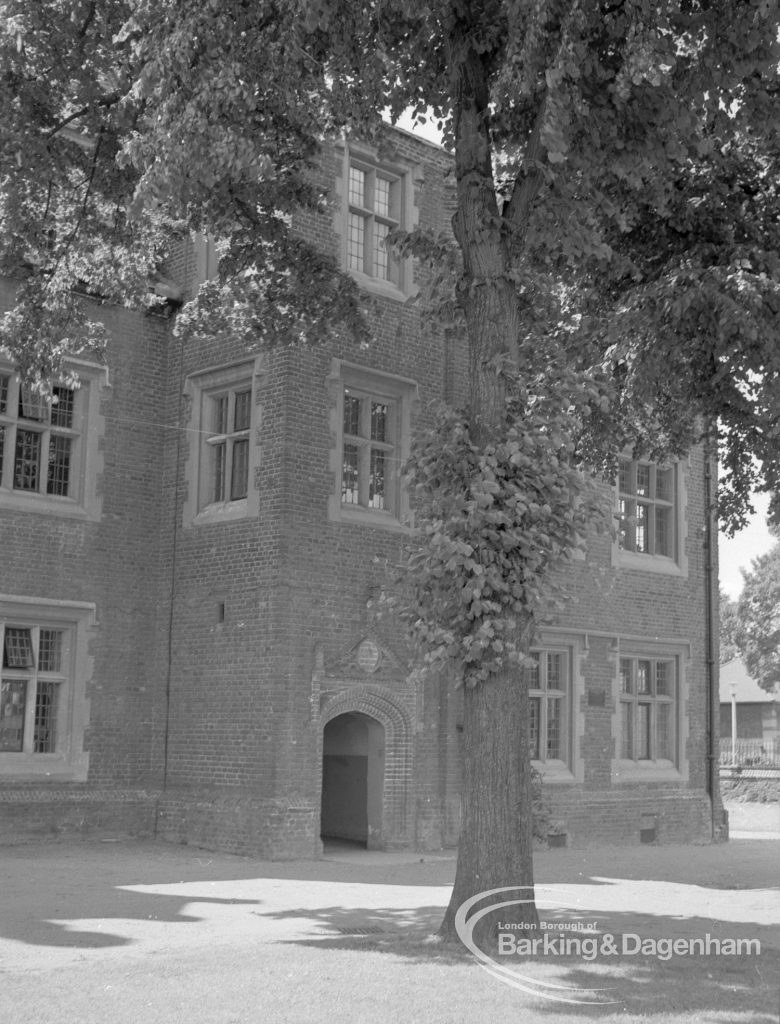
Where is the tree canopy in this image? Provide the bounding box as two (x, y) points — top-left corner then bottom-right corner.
(2, 1), (779, 526)
(719, 588), (740, 664)
(734, 543), (780, 693)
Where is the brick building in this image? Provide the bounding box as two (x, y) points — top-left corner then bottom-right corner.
(0, 128), (725, 855)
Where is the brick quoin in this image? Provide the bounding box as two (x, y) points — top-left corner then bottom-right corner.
(0, 127), (724, 854)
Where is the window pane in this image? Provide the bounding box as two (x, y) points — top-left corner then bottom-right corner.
(348, 165), (366, 207)
(0, 374), (8, 413)
(637, 703), (651, 759)
(13, 429), (41, 490)
(51, 386), (74, 428)
(618, 460), (630, 493)
(212, 395), (228, 435)
(637, 661), (652, 694)
(342, 444), (359, 504)
(635, 502), (648, 553)
(230, 439), (249, 500)
(529, 696), (540, 759)
(547, 652), (563, 691)
(620, 659), (633, 694)
(369, 448), (386, 509)
(374, 176), (391, 217)
(657, 702), (672, 759)
(655, 661), (671, 696)
(18, 385), (46, 422)
(656, 466), (673, 502)
(547, 696), (562, 759)
(38, 630), (63, 673)
(343, 394), (361, 436)
(212, 442), (226, 502)
(47, 435), (72, 496)
(655, 506), (672, 556)
(370, 402), (387, 442)
(618, 498), (633, 551)
(0, 680), (26, 751)
(233, 390), (251, 432)
(636, 463), (651, 497)
(0, 425), (5, 480)
(621, 701), (633, 758)
(347, 213), (365, 272)
(4, 628), (34, 668)
(34, 680), (58, 753)
(373, 221), (389, 279)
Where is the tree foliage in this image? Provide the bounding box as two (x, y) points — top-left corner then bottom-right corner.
(3, 1), (779, 509)
(404, 367), (613, 685)
(734, 544), (780, 693)
(719, 588), (740, 664)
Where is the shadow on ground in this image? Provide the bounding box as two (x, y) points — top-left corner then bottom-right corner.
(278, 901), (778, 1021)
(0, 834), (777, 1022)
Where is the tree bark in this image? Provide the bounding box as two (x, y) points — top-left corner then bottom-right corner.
(440, 659), (540, 944)
(438, 23), (541, 944)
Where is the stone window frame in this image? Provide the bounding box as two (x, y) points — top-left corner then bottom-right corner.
(525, 630), (585, 784)
(327, 359), (416, 531)
(0, 595), (95, 782)
(610, 637), (690, 784)
(612, 456), (688, 577)
(333, 141), (419, 301)
(182, 356), (265, 527)
(0, 356), (107, 521)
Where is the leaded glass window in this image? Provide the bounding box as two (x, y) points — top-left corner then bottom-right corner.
(204, 385), (252, 506)
(618, 459), (676, 558)
(346, 160), (401, 283)
(1, 624), (67, 755)
(619, 656), (676, 763)
(340, 388), (396, 513)
(525, 649), (570, 765)
(0, 373), (80, 500)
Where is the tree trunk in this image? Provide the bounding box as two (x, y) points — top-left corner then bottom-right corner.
(439, 662), (540, 945)
(438, 24), (541, 945)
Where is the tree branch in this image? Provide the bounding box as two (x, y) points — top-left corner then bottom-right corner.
(46, 93), (121, 139)
(501, 96), (548, 237)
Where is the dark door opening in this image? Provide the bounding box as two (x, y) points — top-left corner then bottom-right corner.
(321, 712), (384, 849)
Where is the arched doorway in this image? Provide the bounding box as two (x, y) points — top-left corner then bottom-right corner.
(321, 712), (385, 849)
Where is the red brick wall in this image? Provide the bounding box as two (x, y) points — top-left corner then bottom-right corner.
(0, 127), (722, 855)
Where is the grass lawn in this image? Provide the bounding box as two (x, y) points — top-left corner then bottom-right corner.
(1, 838), (777, 1024)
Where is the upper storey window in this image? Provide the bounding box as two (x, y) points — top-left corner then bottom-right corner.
(618, 459), (675, 558)
(613, 457), (687, 576)
(341, 388), (396, 513)
(347, 162), (402, 286)
(327, 360), (416, 530)
(335, 144), (418, 299)
(0, 362), (106, 520)
(0, 379), (77, 498)
(206, 384), (251, 504)
(182, 357), (264, 527)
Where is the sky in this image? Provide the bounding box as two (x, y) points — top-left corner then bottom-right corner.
(719, 492), (774, 600)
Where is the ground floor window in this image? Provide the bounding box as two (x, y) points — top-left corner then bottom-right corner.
(0, 597), (94, 780)
(525, 649), (571, 767)
(619, 655), (677, 763)
(1, 624), (68, 753)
